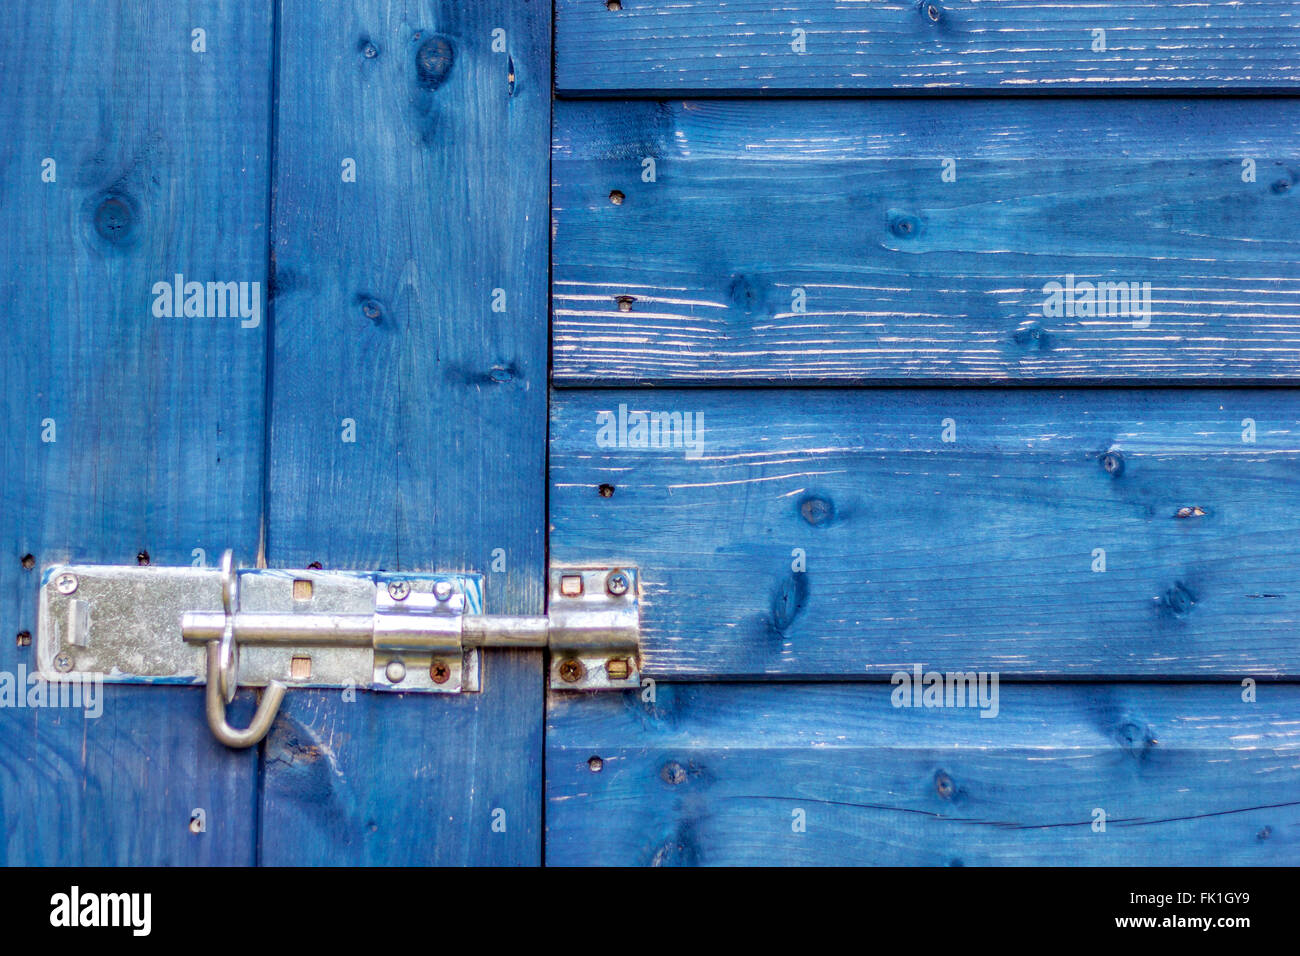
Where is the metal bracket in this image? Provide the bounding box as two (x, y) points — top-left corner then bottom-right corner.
(37, 552), (641, 748)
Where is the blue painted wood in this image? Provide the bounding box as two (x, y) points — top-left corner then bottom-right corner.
(548, 683), (1300, 865)
(0, 0), (271, 864)
(259, 0), (549, 864)
(551, 388), (1300, 678)
(556, 0), (1300, 95)
(553, 99), (1300, 384)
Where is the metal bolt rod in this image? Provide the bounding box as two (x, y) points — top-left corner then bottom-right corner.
(462, 615), (549, 648)
(182, 610), (635, 653)
(182, 611), (377, 647)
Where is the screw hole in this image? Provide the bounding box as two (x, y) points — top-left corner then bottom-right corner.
(136, 550), (150, 566)
(16, 631), (31, 647)
(598, 483), (615, 498)
(588, 755), (604, 772)
(606, 0), (622, 9)
(308, 561), (323, 570)
(609, 189), (624, 205)
(20, 554), (34, 570)
(926, 3), (942, 22)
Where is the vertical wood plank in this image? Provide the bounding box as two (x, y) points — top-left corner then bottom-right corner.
(260, 0), (549, 864)
(0, 1), (272, 864)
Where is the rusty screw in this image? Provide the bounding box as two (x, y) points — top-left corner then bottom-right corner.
(558, 658), (585, 683)
(430, 660), (451, 684)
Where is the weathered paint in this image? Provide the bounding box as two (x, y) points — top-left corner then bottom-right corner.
(556, 0), (1300, 95)
(257, 0), (549, 865)
(548, 683), (1300, 865)
(553, 99), (1300, 384)
(0, 0), (271, 864)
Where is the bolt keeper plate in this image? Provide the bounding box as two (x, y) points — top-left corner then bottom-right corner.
(547, 567), (641, 691)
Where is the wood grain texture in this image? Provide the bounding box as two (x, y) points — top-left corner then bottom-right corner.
(547, 683), (1300, 865)
(551, 389), (1300, 678)
(0, 0), (270, 864)
(553, 99), (1300, 385)
(259, 0), (549, 864)
(556, 0), (1300, 95)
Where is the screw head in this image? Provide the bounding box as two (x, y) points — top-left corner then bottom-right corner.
(54, 573), (78, 595)
(433, 580), (454, 602)
(558, 658), (585, 683)
(606, 571), (630, 596)
(387, 579), (410, 601)
(385, 660), (407, 683)
(430, 660), (451, 684)
(53, 652), (74, 673)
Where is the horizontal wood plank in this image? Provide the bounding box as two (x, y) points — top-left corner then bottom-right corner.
(551, 389), (1300, 678)
(547, 683), (1300, 865)
(556, 0), (1300, 95)
(553, 99), (1300, 384)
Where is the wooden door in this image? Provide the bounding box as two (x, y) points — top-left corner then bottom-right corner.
(2, 0), (548, 866)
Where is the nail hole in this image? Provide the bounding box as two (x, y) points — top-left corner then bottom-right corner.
(598, 483), (615, 498)
(926, 4), (941, 22)
(588, 755), (604, 772)
(609, 189), (624, 205)
(615, 295), (635, 312)
(16, 631), (31, 647)
(20, 554), (34, 570)
(136, 550), (150, 566)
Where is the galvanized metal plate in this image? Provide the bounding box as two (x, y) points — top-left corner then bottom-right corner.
(38, 564), (484, 693)
(547, 567), (641, 691)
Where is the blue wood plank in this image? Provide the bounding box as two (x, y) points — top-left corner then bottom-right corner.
(553, 99), (1300, 384)
(258, 0), (549, 865)
(557, 0), (1300, 95)
(0, 0), (271, 864)
(551, 388), (1300, 678)
(548, 683), (1300, 865)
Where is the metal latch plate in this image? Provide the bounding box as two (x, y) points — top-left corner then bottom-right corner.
(547, 567), (641, 692)
(38, 565), (483, 693)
